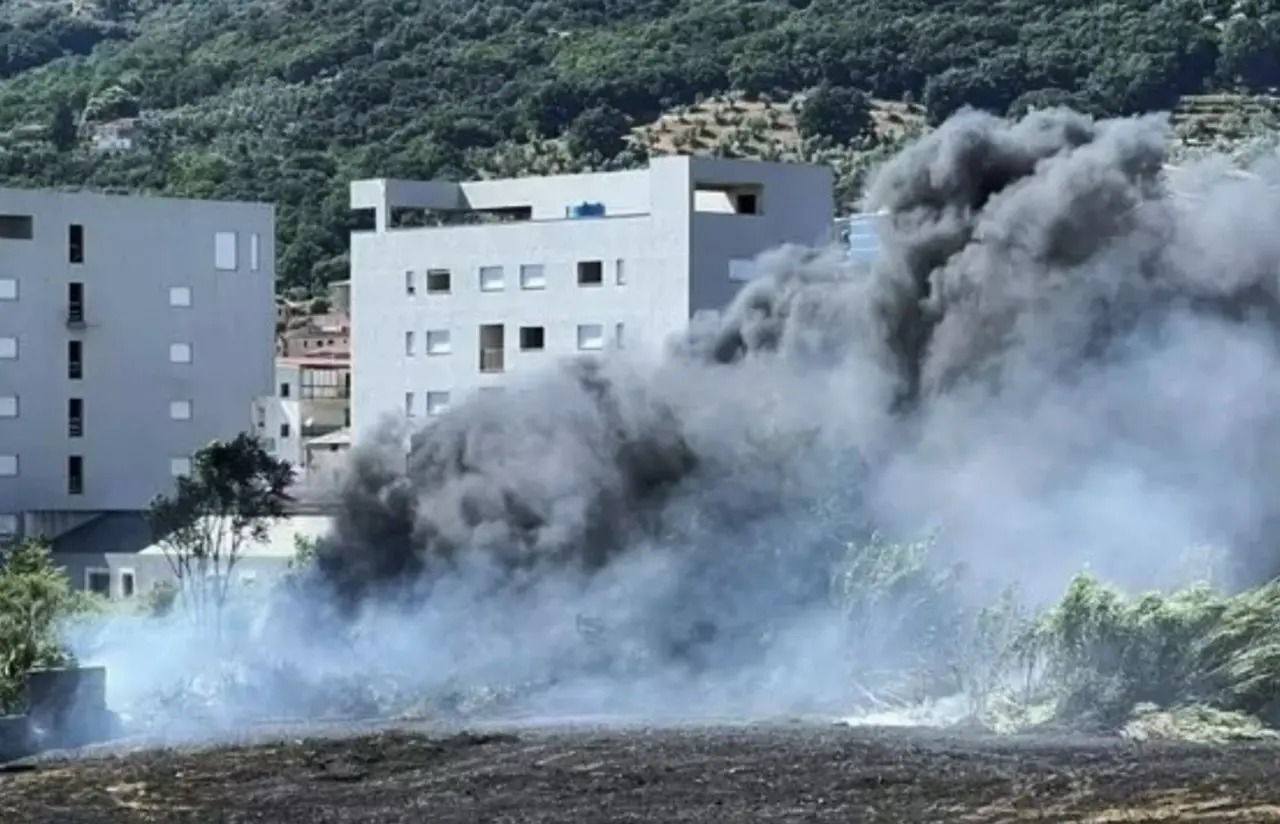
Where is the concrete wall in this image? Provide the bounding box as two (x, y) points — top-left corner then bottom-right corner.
(0, 188), (275, 517)
(687, 158), (836, 312)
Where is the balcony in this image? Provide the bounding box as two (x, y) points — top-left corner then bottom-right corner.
(66, 302), (85, 329)
(480, 348), (505, 373)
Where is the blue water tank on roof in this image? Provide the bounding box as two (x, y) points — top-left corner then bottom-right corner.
(567, 201), (606, 218)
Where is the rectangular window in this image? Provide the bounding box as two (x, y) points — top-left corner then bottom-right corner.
(68, 282), (84, 324)
(404, 330), (416, 356)
(0, 337), (16, 359)
(214, 231), (237, 271)
(405, 391), (416, 417)
(280, 382), (290, 398)
(479, 265), (505, 292)
(169, 342), (192, 363)
(249, 233), (260, 272)
(69, 224), (84, 264)
(171, 457), (191, 477)
(519, 264), (546, 290)
(426, 269), (451, 294)
(68, 340), (82, 379)
(577, 260), (604, 286)
(120, 570), (136, 599)
(0, 278), (16, 301)
(405, 270), (416, 295)
(68, 398), (83, 438)
(0, 396), (15, 418)
(169, 400), (192, 420)
(279, 422), (290, 438)
(169, 286), (191, 307)
(615, 259), (626, 285)
(0, 215), (33, 240)
(0, 455), (16, 476)
(426, 329), (451, 355)
(426, 391), (450, 416)
(577, 323), (605, 351)
(85, 569), (110, 597)
(68, 455), (83, 495)
(519, 326), (545, 351)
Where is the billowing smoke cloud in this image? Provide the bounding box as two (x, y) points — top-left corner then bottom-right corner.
(76, 107), (1280, 732)
(319, 107), (1280, 597)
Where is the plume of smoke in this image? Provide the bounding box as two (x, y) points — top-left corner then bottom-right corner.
(71, 106), (1280, 735)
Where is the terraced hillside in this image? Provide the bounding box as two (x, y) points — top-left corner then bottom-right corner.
(1, 0), (1279, 292)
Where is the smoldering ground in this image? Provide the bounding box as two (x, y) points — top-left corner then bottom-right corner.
(70, 107), (1280, 731)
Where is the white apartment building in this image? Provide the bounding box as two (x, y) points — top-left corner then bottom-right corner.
(348, 155), (835, 434)
(0, 187), (275, 550)
(254, 355), (351, 477)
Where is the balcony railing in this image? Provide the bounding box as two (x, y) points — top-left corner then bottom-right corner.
(300, 385), (351, 400)
(66, 302), (85, 327)
(68, 418), (83, 438)
(480, 348), (505, 373)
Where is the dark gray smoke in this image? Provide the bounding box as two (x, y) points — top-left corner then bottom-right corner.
(312, 107), (1280, 688)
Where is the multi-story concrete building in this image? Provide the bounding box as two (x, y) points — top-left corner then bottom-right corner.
(254, 354), (351, 478)
(0, 187), (275, 560)
(347, 155), (835, 435)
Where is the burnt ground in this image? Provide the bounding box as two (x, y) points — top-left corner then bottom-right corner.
(2, 721), (1280, 823)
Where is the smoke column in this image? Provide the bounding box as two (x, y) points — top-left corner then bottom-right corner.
(78, 106), (1280, 729)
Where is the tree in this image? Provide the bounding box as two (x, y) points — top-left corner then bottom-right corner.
(147, 434), (294, 637)
(49, 101), (76, 152)
(796, 84), (874, 146)
(565, 105), (632, 160)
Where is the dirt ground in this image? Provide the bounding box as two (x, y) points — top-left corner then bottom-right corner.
(3, 722), (1280, 823)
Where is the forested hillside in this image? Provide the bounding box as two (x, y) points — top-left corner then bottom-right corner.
(1, 0), (1279, 293)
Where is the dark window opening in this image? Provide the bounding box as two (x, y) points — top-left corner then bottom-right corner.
(427, 269), (452, 294)
(68, 282), (84, 324)
(280, 382), (290, 398)
(68, 455), (83, 495)
(120, 572), (135, 598)
(577, 260), (603, 286)
(68, 340), (82, 380)
(69, 224), (84, 263)
(280, 422), (291, 438)
(68, 397), (83, 438)
(0, 215), (33, 240)
(86, 570), (109, 596)
(519, 326), (546, 351)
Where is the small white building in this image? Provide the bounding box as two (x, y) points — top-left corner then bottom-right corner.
(347, 155), (836, 435)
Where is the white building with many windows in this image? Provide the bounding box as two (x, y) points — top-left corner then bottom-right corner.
(0, 187), (275, 574)
(347, 155), (835, 435)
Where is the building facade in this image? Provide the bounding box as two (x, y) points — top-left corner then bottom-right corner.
(348, 156), (835, 435)
(0, 187), (275, 542)
(254, 355), (351, 476)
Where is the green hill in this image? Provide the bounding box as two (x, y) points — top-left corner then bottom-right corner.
(1, 0), (1278, 293)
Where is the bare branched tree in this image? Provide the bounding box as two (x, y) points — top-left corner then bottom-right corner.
(147, 434), (294, 639)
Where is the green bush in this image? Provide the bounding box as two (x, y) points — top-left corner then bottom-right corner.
(0, 540), (98, 713)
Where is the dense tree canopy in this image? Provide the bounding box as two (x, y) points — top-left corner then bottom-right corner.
(0, 0), (1276, 293)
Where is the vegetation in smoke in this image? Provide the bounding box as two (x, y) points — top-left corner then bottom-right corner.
(832, 535), (1280, 740)
(0, 0), (1278, 293)
(147, 433), (294, 636)
(0, 540), (100, 714)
